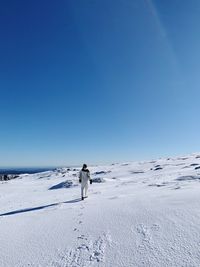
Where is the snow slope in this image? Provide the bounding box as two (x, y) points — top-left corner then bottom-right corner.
(1, 154), (200, 267)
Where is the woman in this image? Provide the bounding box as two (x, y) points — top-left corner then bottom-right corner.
(79, 164), (92, 200)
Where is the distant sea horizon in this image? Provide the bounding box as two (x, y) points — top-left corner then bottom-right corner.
(0, 165), (82, 175)
(0, 167), (57, 175)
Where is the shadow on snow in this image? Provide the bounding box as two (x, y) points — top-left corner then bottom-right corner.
(0, 198), (81, 217)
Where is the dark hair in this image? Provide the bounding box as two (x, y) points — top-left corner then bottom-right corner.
(82, 164), (89, 172)
(82, 164), (87, 169)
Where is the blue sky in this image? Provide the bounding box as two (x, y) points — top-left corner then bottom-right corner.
(0, 0), (200, 167)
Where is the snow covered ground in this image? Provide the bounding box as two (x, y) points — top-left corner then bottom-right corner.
(1, 154), (200, 267)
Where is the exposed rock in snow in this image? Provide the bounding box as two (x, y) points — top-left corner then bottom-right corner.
(49, 180), (77, 190)
(154, 167), (163, 171)
(92, 177), (105, 183)
(176, 175), (200, 181)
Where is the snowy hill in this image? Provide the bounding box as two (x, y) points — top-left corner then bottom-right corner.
(1, 154), (200, 266)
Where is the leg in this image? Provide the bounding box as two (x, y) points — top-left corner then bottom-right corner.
(84, 183), (88, 198)
(81, 186), (84, 200)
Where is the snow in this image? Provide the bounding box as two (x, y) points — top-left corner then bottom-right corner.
(1, 154), (200, 266)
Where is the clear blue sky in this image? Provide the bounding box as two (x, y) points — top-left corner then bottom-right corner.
(0, 0), (200, 167)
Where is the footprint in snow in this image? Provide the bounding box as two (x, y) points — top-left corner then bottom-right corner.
(52, 233), (111, 267)
(109, 196), (119, 200)
(151, 224), (160, 231)
(78, 235), (88, 241)
(92, 191), (101, 195)
(135, 223), (161, 256)
(173, 186), (181, 190)
(136, 224), (151, 242)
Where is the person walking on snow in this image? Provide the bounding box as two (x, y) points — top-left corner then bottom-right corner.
(79, 164), (92, 200)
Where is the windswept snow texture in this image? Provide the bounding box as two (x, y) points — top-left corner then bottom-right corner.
(1, 154), (200, 266)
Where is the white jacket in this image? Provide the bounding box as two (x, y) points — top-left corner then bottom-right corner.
(79, 170), (91, 187)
